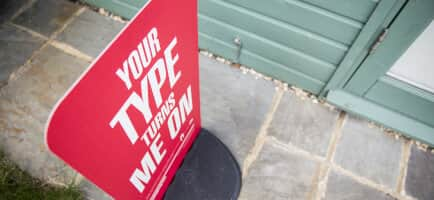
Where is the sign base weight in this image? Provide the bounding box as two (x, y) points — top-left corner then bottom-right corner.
(164, 129), (241, 200)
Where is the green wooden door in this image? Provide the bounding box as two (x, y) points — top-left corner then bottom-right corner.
(198, 0), (405, 94)
(81, 0), (405, 95)
(327, 0), (434, 146)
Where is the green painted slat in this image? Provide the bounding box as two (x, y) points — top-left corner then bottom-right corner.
(365, 76), (434, 127)
(81, 0), (141, 19)
(199, 14), (336, 83)
(327, 90), (434, 147)
(345, 0), (434, 95)
(82, 0), (378, 24)
(320, 0), (406, 96)
(199, 33), (237, 61)
(223, 0), (363, 45)
(117, 0), (147, 8)
(199, 32), (325, 94)
(300, 0), (378, 22)
(199, 0), (348, 65)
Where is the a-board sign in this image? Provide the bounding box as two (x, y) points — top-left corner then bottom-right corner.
(45, 0), (201, 199)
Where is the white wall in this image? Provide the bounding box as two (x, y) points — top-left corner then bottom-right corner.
(387, 20), (434, 93)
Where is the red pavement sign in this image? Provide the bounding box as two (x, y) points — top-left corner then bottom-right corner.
(45, 0), (201, 199)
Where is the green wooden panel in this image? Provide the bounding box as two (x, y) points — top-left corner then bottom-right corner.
(199, 0), (349, 65)
(345, 0), (434, 95)
(320, 0), (406, 96)
(365, 76), (434, 127)
(198, 14), (335, 83)
(223, 0), (364, 45)
(199, 32), (325, 93)
(81, 0), (401, 97)
(117, 0), (148, 8)
(299, 0), (378, 22)
(197, 0), (403, 95)
(82, 0), (378, 24)
(328, 90), (434, 147)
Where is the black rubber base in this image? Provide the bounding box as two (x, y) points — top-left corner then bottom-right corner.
(164, 129), (242, 200)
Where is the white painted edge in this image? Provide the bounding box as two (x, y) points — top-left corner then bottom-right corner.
(44, 1), (153, 154)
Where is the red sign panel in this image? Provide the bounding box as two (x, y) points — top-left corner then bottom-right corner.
(45, 0), (200, 199)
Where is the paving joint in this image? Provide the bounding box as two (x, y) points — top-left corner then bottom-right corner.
(51, 6), (86, 39)
(10, 22), (94, 63)
(9, 0), (37, 21)
(4, 24), (48, 84)
(263, 112), (413, 200)
(324, 112), (347, 162)
(6, 5), (87, 82)
(320, 113), (413, 200)
(396, 140), (412, 195)
(45, 7), (95, 62)
(241, 89), (284, 178)
(8, 22), (48, 40)
(50, 40), (94, 62)
(309, 111), (346, 200)
(331, 164), (413, 200)
(268, 136), (325, 163)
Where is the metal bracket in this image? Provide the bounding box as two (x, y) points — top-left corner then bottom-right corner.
(233, 37), (242, 62)
(369, 28), (389, 54)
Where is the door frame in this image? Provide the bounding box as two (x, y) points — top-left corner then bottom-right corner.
(319, 0), (406, 96)
(327, 0), (434, 146)
(344, 0), (434, 96)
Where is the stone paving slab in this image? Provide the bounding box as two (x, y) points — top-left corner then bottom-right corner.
(56, 9), (125, 58)
(0, 45), (89, 184)
(239, 138), (319, 200)
(199, 54), (276, 166)
(334, 116), (402, 188)
(0, 23), (44, 87)
(324, 170), (394, 200)
(405, 145), (434, 200)
(0, 0), (30, 25)
(13, 0), (81, 36)
(268, 92), (339, 157)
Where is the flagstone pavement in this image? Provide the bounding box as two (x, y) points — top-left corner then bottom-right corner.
(0, 0), (433, 199)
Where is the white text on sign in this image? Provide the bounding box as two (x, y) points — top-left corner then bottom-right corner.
(109, 27), (193, 193)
